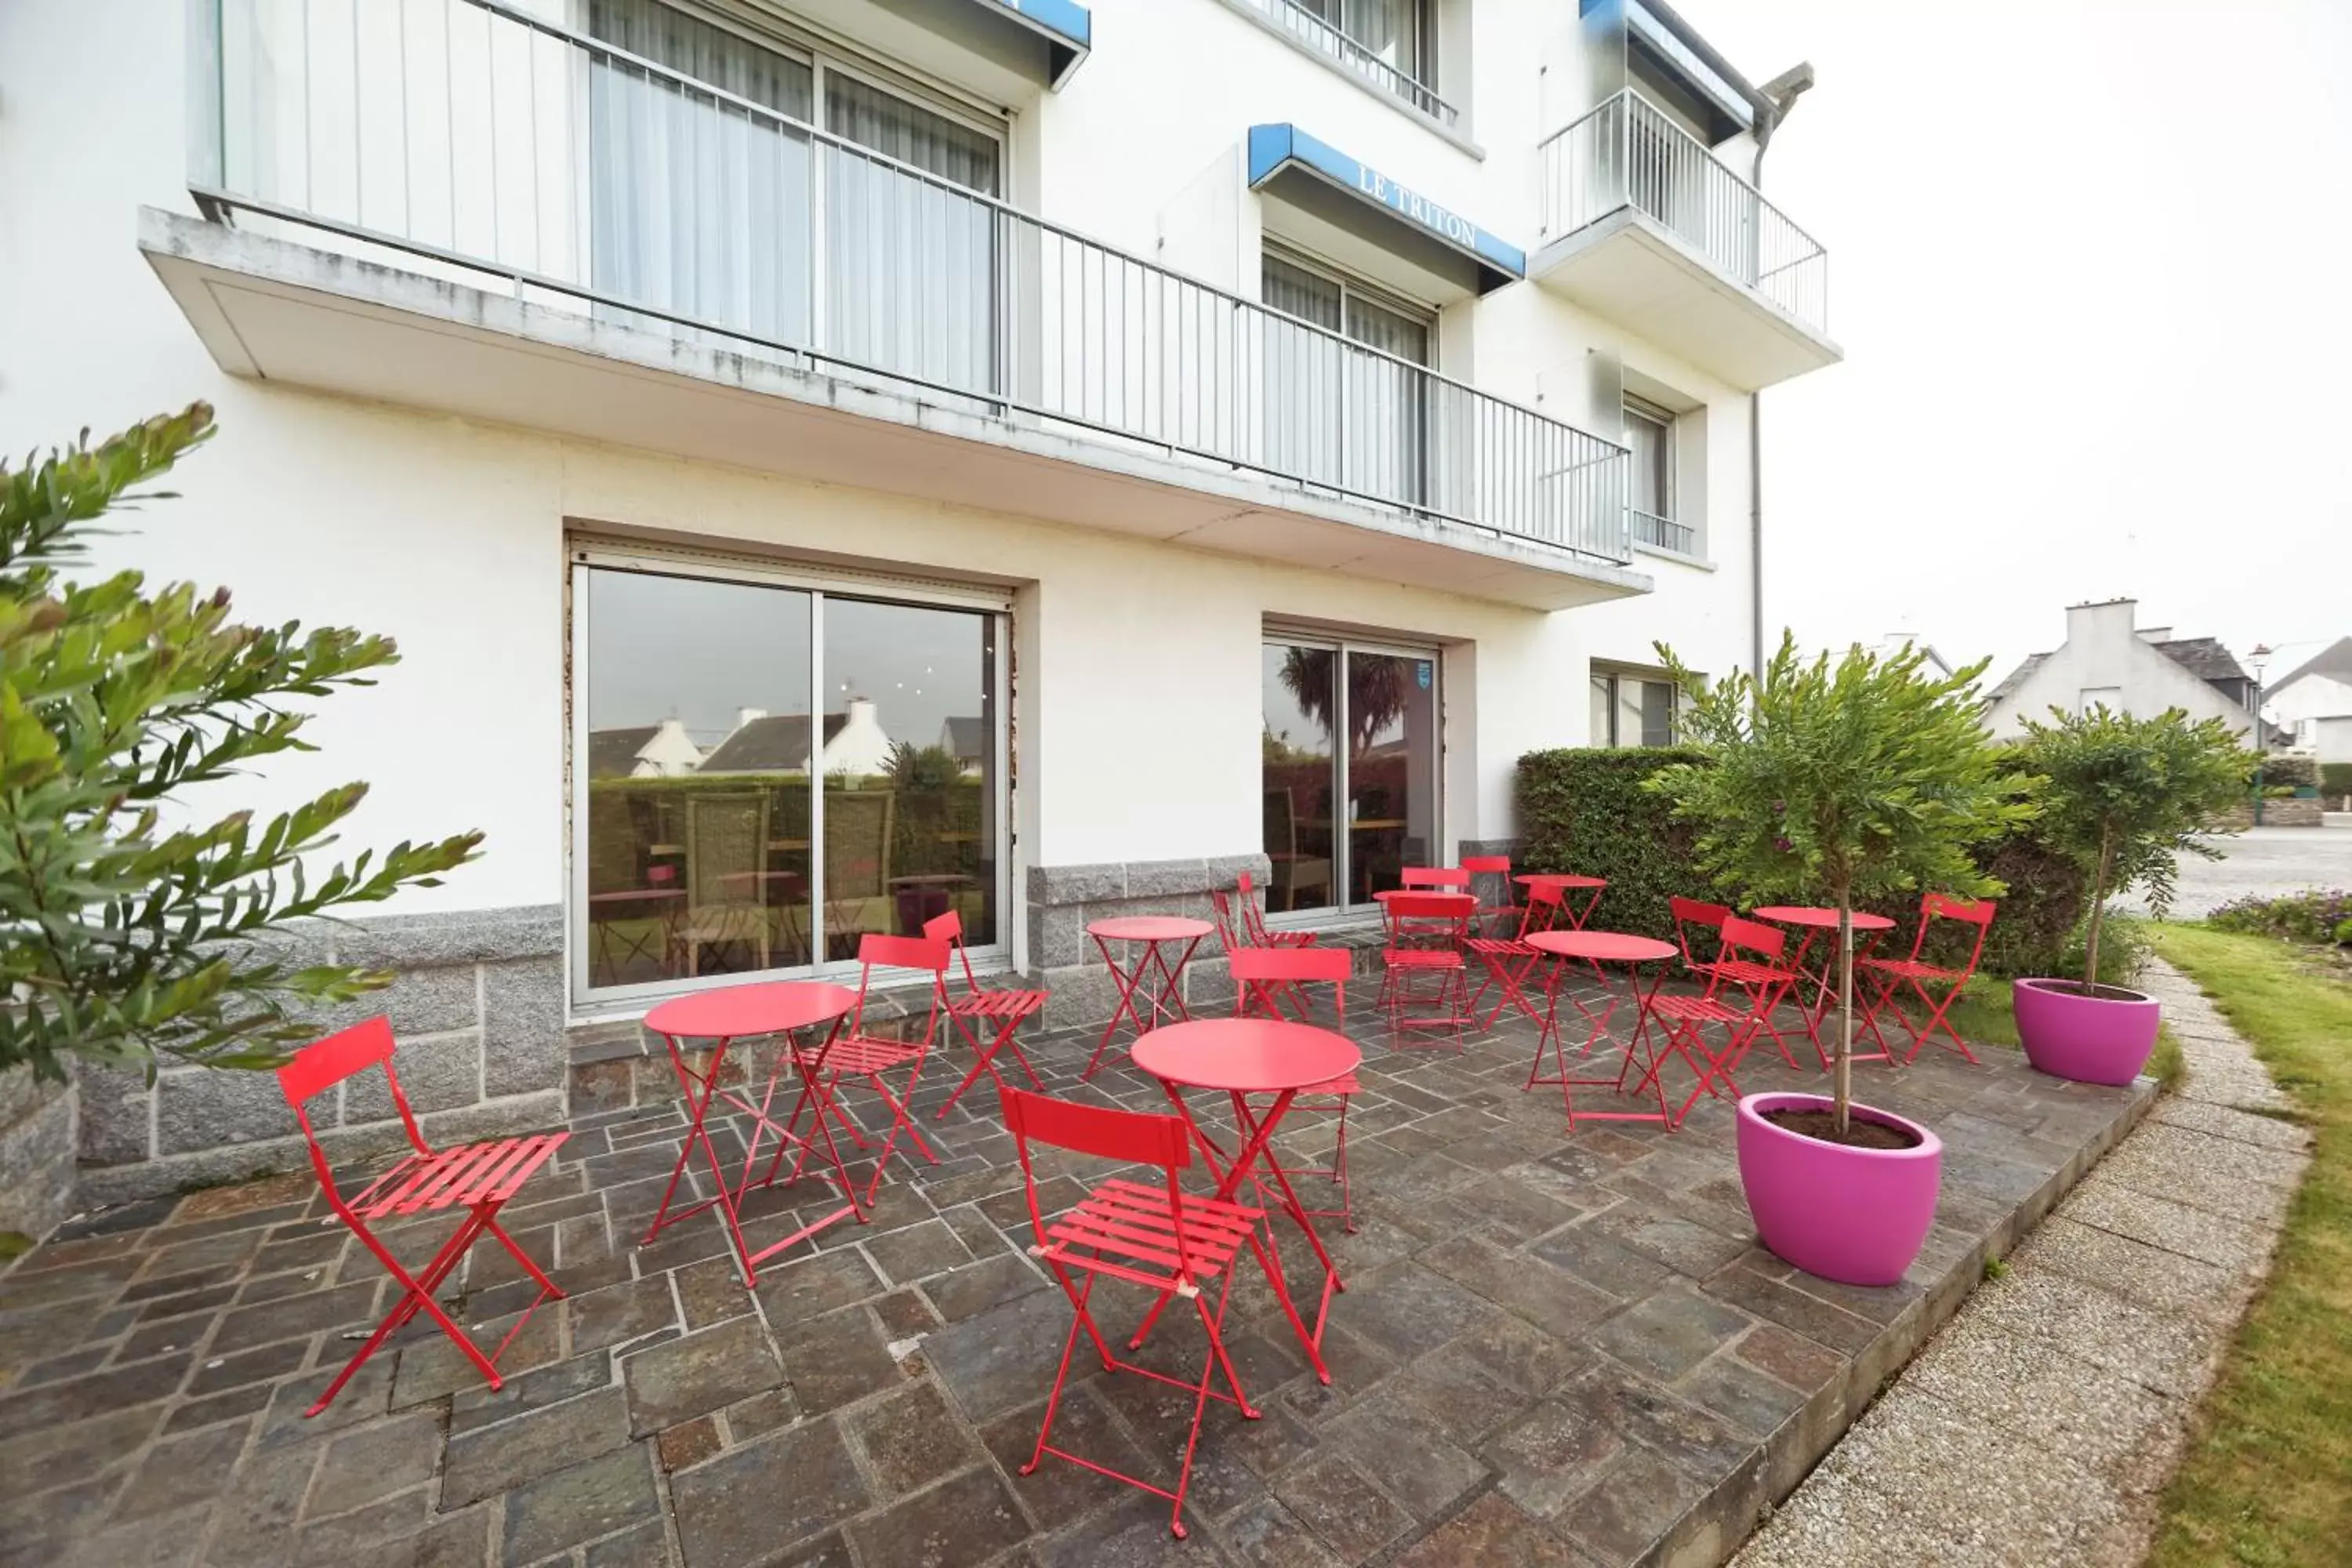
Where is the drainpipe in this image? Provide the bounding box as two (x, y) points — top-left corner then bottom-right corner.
(1748, 64), (1814, 679)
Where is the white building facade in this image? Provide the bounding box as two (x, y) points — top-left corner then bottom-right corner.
(0, 0), (1837, 1193)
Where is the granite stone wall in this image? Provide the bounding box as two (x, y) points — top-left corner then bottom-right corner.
(0, 1069), (77, 1240)
(73, 905), (569, 1207)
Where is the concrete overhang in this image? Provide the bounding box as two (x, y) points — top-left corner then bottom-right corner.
(1530, 206), (1842, 391)
(141, 209), (1648, 613)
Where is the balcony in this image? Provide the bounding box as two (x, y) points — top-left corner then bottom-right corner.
(1534, 90), (1840, 390)
(1220, 0), (1461, 131)
(148, 0), (1638, 612)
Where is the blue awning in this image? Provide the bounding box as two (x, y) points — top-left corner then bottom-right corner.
(973, 0), (1090, 87)
(1247, 124), (1524, 290)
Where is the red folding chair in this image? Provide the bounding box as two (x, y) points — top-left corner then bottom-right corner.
(1399, 866), (1470, 891)
(793, 935), (947, 1205)
(1671, 896), (1800, 1069)
(1234, 871), (1317, 950)
(1465, 880), (1566, 1026)
(998, 1087), (1272, 1541)
(1859, 895), (1998, 1064)
(1461, 854), (1517, 936)
(277, 1018), (567, 1416)
(1378, 892), (1474, 1047)
(1644, 916), (1796, 1124)
(1229, 946), (1359, 1232)
(923, 911), (1047, 1119)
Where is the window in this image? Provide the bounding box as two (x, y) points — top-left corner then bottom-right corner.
(2079, 686), (2122, 715)
(1298, 0), (1436, 93)
(1262, 637), (1441, 915)
(573, 553), (1006, 1002)
(584, 0), (1004, 394)
(1590, 669), (1678, 746)
(1261, 248), (1436, 510)
(1624, 396), (1697, 554)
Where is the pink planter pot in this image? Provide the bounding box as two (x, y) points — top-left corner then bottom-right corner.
(2013, 978), (2161, 1086)
(1736, 1094), (1943, 1287)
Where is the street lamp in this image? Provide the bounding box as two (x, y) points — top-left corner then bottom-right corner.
(2250, 643), (2272, 826)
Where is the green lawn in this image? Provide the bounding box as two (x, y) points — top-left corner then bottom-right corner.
(2146, 924), (2352, 1568)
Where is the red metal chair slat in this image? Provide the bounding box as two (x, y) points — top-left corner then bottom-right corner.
(277, 1017), (566, 1417)
(924, 912), (1047, 1118)
(1379, 892), (1474, 1048)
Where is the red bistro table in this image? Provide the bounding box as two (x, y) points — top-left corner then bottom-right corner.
(641, 981), (862, 1288)
(1753, 907), (1898, 1068)
(1526, 931), (1681, 1130)
(1082, 916), (1214, 1079)
(1130, 1019), (1362, 1383)
(1514, 873), (1608, 931)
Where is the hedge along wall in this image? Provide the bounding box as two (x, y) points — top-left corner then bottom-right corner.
(2324, 762), (2352, 800)
(1515, 748), (2087, 978)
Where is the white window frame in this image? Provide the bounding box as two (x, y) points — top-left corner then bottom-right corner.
(566, 540), (1014, 1012)
(1261, 629), (1445, 925)
(1590, 665), (1679, 747)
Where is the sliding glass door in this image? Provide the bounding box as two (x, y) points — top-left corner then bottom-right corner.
(574, 554), (1006, 1004)
(1261, 637), (1440, 915)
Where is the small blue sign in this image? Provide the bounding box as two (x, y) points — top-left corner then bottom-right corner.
(1417, 661), (1433, 691)
(1246, 124), (1526, 281)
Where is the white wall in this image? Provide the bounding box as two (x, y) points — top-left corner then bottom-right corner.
(2272, 672), (2352, 727)
(0, 0), (1767, 934)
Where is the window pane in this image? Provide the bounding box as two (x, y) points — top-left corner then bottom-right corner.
(1592, 675), (1613, 746)
(1624, 405), (1670, 518)
(1639, 679), (1675, 746)
(1617, 677), (1645, 752)
(583, 568), (813, 988)
(819, 598), (999, 960)
(1347, 650), (1438, 902)
(1262, 644), (1338, 915)
(1261, 257), (1346, 490)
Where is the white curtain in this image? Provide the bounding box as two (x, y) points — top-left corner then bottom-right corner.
(1260, 256), (1345, 488)
(1261, 256), (1430, 506)
(823, 74), (1000, 396)
(587, 0), (815, 348)
(1343, 293), (1428, 506)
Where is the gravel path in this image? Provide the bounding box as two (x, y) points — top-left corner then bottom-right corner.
(1730, 960), (2310, 1566)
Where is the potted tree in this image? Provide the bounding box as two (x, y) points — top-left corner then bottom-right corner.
(1, 405), (481, 1246)
(2010, 705), (2248, 1084)
(1648, 636), (2032, 1286)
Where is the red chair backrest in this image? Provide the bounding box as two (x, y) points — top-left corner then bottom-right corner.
(1385, 894), (1471, 954)
(1461, 855), (1512, 876)
(276, 1017), (430, 1178)
(1207, 885), (1244, 955)
(851, 935), (950, 1042)
(1229, 946), (1351, 1025)
(1909, 895), (1997, 974)
(1719, 916), (1788, 964)
(1512, 879), (1567, 938)
(921, 909), (985, 993)
(997, 1086), (1201, 1281)
(1670, 897), (1734, 969)
(1400, 866), (1470, 890)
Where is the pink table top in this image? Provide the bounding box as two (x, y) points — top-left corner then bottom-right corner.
(1131, 1018), (1362, 1094)
(1087, 916), (1214, 943)
(644, 981), (858, 1040)
(1527, 931), (1676, 964)
(1517, 873), (1608, 889)
(1754, 906), (1896, 932)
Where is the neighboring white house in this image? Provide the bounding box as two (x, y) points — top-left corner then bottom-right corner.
(1983, 600), (2273, 743)
(1871, 633), (1956, 680)
(2267, 637), (2352, 755)
(1, 0), (1844, 1189)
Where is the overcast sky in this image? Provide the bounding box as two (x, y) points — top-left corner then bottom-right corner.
(1673, 0), (2352, 691)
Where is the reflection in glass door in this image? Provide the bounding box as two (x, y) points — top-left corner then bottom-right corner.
(1261, 637), (1439, 914)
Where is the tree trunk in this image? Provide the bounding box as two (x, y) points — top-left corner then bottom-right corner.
(1835, 902), (1854, 1136)
(2082, 828), (2114, 994)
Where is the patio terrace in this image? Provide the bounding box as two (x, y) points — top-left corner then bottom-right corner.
(0, 986), (2153, 1567)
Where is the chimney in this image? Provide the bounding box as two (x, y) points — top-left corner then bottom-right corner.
(733, 706), (768, 731)
(2065, 598), (2136, 649)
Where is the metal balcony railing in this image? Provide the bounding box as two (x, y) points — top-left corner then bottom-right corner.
(1538, 89), (1828, 335)
(1628, 510), (1694, 554)
(1225, 0), (1459, 127)
(197, 0), (1627, 566)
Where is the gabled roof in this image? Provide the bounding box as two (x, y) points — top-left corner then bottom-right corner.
(698, 713), (848, 773)
(1985, 653), (2045, 706)
(940, 716), (987, 760)
(2149, 637), (2250, 687)
(587, 725), (659, 779)
(2270, 636), (2352, 694)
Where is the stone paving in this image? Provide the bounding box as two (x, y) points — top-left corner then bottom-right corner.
(1732, 956), (2312, 1568)
(0, 980), (2155, 1568)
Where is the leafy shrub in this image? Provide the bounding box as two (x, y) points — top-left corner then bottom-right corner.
(2208, 889), (2352, 947)
(2061, 911), (2151, 986)
(2264, 754), (2318, 789)
(2321, 763), (2352, 799)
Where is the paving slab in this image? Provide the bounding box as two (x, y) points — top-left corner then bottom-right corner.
(1, 975), (2157, 1566)
(1733, 955), (2312, 1568)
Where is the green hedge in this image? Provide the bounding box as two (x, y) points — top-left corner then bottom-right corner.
(1515, 747), (2087, 978)
(2264, 754), (2318, 789)
(2324, 763), (2352, 799)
